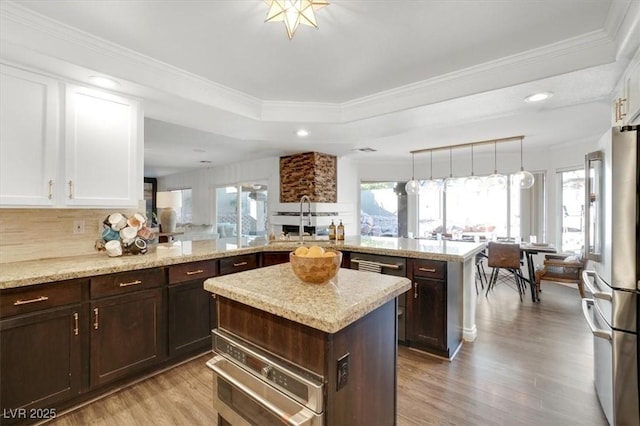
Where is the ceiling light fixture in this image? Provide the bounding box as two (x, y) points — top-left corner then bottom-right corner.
(486, 140), (507, 190)
(296, 129), (309, 137)
(423, 149), (443, 192)
(443, 147), (459, 192)
(514, 136), (535, 189)
(265, 0), (329, 40)
(405, 153), (420, 195)
(88, 75), (119, 89)
(464, 144), (482, 193)
(524, 92), (553, 103)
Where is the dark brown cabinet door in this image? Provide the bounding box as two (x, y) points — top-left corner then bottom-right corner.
(0, 305), (81, 419)
(407, 276), (446, 350)
(90, 288), (164, 388)
(261, 251), (290, 267)
(168, 280), (215, 357)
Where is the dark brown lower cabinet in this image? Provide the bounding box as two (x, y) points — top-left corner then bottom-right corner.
(168, 280), (215, 357)
(406, 259), (462, 359)
(0, 305), (82, 424)
(407, 276), (446, 350)
(90, 288), (164, 387)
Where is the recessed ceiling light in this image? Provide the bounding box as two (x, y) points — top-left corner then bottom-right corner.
(524, 92), (553, 103)
(88, 75), (120, 89)
(296, 129), (309, 137)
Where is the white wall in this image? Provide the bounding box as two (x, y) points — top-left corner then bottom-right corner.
(157, 155), (360, 235)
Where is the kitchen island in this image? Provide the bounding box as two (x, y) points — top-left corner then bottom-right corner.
(203, 263), (411, 426)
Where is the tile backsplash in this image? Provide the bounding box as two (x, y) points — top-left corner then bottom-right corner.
(0, 208), (137, 263)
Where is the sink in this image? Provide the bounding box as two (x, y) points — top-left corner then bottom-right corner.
(269, 239), (336, 246)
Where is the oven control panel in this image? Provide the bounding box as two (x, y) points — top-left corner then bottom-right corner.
(212, 328), (324, 413)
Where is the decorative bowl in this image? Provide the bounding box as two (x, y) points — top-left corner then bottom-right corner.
(289, 250), (342, 284)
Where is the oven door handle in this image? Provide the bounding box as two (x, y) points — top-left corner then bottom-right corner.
(582, 270), (611, 301)
(207, 356), (317, 426)
(581, 299), (612, 341)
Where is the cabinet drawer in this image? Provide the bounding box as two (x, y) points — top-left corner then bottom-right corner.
(412, 259), (446, 280)
(219, 254), (258, 275)
(168, 260), (218, 285)
(0, 279), (84, 319)
(91, 268), (165, 298)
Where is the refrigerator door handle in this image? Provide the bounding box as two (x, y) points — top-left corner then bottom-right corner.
(582, 270), (612, 301)
(581, 299), (612, 341)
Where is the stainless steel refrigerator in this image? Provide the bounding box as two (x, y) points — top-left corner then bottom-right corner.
(582, 125), (639, 425)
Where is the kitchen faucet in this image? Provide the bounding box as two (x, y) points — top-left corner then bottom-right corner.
(299, 195), (311, 243)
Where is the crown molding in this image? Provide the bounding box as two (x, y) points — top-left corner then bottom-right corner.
(0, 0), (630, 126)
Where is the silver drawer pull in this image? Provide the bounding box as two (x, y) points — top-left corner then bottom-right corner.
(419, 267), (437, 273)
(186, 269), (204, 275)
(233, 261), (248, 267)
(351, 259), (401, 270)
(119, 280), (142, 287)
(13, 296), (49, 306)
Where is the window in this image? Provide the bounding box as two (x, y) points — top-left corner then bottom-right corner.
(360, 182), (402, 237)
(558, 169), (585, 253)
(443, 176), (508, 238)
(215, 183), (268, 239)
(415, 173), (541, 240)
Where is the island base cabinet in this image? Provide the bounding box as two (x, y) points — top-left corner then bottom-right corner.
(0, 306), (81, 424)
(168, 281), (216, 358)
(90, 288), (164, 388)
(407, 276), (446, 350)
(216, 296), (397, 426)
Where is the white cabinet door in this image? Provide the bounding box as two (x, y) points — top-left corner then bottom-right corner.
(0, 65), (59, 206)
(64, 85), (141, 207)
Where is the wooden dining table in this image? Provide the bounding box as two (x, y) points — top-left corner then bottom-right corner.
(519, 243), (557, 302)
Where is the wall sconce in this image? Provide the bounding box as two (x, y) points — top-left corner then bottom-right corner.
(156, 191), (182, 233)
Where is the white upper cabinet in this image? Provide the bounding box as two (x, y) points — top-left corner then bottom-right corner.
(64, 85), (141, 207)
(0, 64), (59, 206)
(0, 64), (142, 208)
(613, 54), (640, 126)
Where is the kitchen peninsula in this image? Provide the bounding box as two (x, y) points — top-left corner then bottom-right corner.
(204, 264), (410, 425)
(0, 236), (483, 423)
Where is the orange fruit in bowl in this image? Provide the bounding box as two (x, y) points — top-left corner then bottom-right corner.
(306, 245), (325, 258)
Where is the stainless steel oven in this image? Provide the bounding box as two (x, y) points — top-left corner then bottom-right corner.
(206, 329), (324, 426)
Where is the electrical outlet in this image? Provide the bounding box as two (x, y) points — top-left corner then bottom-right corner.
(73, 220), (85, 234)
(337, 352), (349, 391)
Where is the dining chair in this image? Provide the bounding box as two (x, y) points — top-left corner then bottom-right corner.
(475, 251), (488, 295)
(486, 242), (527, 301)
(534, 252), (586, 299)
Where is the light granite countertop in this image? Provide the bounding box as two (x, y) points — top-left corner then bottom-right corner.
(0, 236), (484, 289)
(204, 263), (411, 333)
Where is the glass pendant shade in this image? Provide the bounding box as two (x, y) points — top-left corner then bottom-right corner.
(515, 169), (535, 189)
(405, 179), (420, 195)
(464, 175), (482, 193)
(464, 144), (482, 193)
(516, 137), (535, 189)
(424, 178), (443, 192)
(405, 153), (420, 195)
(487, 173), (507, 190)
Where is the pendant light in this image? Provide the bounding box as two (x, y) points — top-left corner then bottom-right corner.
(405, 153), (420, 195)
(464, 144), (482, 193)
(487, 140), (507, 190)
(443, 147), (459, 192)
(514, 137), (535, 189)
(423, 149), (443, 192)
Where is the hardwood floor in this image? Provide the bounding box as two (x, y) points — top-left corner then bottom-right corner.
(47, 282), (606, 426)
